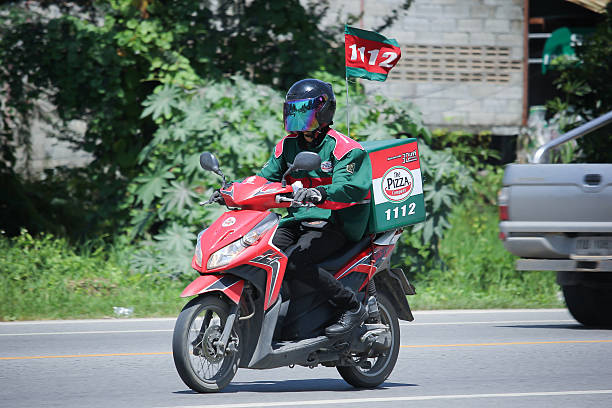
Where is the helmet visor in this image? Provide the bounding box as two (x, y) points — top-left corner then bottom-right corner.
(283, 96), (326, 132)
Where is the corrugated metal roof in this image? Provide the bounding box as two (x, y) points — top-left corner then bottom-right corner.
(565, 0), (610, 13)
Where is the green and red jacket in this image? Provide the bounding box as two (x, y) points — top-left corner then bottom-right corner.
(257, 129), (372, 242)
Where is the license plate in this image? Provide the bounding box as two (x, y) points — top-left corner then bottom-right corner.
(574, 237), (612, 256)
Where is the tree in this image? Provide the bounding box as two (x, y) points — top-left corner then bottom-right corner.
(0, 0), (412, 238)
(547, 4), (612, 163)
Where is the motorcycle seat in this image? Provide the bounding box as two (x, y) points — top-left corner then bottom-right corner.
(317, 235), (372, 273)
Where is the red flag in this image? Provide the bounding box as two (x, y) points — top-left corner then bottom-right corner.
(345, 25), (401, 81)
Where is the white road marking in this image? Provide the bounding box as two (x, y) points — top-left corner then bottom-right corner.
(0, 310), (569, 326)
(0, 329), (172, 336)
(412, 309), (567, 315)
(0, 320), (575, 336)
(401, 319), (575, 326)
(0, 318), (176, 325)
(162, 390), (612, 408)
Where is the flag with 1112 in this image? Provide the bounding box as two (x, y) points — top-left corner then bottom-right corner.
(344, 25), (402, 82)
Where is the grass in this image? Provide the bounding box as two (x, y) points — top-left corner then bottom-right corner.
(0, 231), (188, 321)
(1, 202), (564, 321)
(408, 201), (563, 310)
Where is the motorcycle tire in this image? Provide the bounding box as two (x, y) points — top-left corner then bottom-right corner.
(172, 294), (241, 393)
(337, 292), (400, 388)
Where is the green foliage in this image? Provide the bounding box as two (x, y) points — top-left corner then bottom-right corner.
(126, 77), (284, 275)
(409, 203), (562, 310)
(471, 165), (505, 206)
(392, 128), (506, 275)
(392, 143), (473, 275)
(1, 225), (560, 321)
(313, 71), (430, 141)
(1, 0), (412, 238)
(128, 75), (473, 277)
(0, 3), (158, 238)
(429, 129), (500, 172)
(546, 4), (612, 163)
(0, 230), (187, 321)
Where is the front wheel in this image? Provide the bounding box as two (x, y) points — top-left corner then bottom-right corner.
(337, 293), (401, 388)
(172, 295), (241, 393)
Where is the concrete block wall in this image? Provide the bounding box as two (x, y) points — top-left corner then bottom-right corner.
(323, 0), (525, 133)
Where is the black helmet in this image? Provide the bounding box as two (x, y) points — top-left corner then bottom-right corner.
(283, 79), (336, 133)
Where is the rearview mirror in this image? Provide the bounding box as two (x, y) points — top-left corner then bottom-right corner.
(200, 152), (220, 173)
(281, 152), (322, 187)
(292, 152), (321, 172)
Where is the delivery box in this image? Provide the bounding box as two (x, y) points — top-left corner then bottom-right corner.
(362, 139), (426, 233)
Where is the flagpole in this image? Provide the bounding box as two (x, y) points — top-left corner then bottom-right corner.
(345, 72), (350, 137)
(344, 23), (351, 137)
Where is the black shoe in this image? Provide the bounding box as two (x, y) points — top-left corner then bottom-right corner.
(325, 303), (367, 337)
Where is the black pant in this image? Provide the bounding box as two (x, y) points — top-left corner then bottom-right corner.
(272, 221), (358, 310)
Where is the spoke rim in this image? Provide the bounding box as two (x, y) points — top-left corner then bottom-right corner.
(355, 301), (395, 377)
(187, 308), (229, 382)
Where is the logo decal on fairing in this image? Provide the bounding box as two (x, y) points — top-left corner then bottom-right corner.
(222, 217), (236, 227)
(381, 166), (414, 202)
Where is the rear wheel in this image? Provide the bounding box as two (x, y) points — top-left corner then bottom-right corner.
(562, 284), (612, 327)
(337, 293), (400, 388)
(172, 295), (241, 393)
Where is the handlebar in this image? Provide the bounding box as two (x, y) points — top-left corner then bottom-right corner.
(200, 191), (313, 208)
(275, 196), (315, 208)
(198, 177), (316, 209)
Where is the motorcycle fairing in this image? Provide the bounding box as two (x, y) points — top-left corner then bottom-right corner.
(221, 176), (293, 210)
(240, 292), (340, 369)
(246, 231), (288, 310)
(180, 274), (245, 304)
(234, 232), (406, 369)
(333, 242), (396, 292)
(195, 210), (274, 273)
(193, 215), (288, 310)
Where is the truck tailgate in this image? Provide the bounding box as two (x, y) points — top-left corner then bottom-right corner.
(499, 164), (612, 259)
(502, 164), (612, 223)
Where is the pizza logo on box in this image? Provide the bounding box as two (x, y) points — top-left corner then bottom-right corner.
(381, 166), (414, 202)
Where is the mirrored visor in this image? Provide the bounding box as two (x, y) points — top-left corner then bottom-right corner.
(283, 96), (326, 132)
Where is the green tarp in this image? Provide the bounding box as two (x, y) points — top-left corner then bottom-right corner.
(542, 27), (593, 74)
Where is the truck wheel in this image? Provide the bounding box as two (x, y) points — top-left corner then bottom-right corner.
(562, 284), (612, 327)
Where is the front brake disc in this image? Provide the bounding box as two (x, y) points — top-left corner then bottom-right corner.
(202, 325), (224, 363)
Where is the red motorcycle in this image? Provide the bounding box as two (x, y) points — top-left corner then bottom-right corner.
(172, 151), (416, 393)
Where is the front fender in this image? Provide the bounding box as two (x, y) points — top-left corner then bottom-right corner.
(181, 274), (245, 304)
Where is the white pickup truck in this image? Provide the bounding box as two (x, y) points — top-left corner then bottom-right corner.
(498, 112), (612, 327)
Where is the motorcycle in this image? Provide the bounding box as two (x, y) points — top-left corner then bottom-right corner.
(172, 151), (416, 393)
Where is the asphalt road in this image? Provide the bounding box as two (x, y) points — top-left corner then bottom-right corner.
(1, 309), (611, 408)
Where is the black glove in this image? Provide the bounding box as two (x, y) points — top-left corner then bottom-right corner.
(293, 187), (324, 204)
(205, 189), (225, 205)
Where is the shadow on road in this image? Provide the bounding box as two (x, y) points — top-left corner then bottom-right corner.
(174, 379), (417, 394)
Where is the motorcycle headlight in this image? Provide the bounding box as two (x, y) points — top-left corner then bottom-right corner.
(194, 229), (206, 268)
(207, 214), (279, 270)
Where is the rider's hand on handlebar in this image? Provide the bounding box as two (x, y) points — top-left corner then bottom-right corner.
(200, 189), (225, 206)
(293, 187), (323, 205)
(211, 189), (226, 204)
